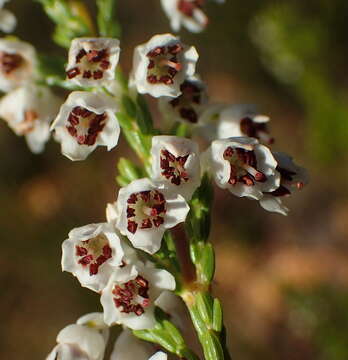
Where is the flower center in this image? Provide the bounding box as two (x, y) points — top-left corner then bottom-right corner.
(75, 233), (112, 276)
(113, 275), (150, 316)
(169, 81), (202, 123)
(0, 51), (24, 75)
(66, 106), (107, 146)
(126, 190), (166, 234)
(223, 146), (266, 186)
(66, 48), (111, 80)
(146, 43), (183, 85)
(240, 117), (274, 145)
(160, 149), (189, 185)
(178, 0), (204, 17)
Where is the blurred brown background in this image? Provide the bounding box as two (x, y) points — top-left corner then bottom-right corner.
(1, 0), (348, 359)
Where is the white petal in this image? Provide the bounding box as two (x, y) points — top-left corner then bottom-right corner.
(110, 329), (154, 360)
(149, 352), (168, 360)
(259, 195), (289, 216)
(57, 324), (105, 360)
(0, 9), (16, 33)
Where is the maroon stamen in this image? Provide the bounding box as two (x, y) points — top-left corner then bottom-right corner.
(113, 275), (150, 315)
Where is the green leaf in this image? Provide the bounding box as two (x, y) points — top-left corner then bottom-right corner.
(133, 308), (199, 360)
(96, 0), (121, 38)
(117, 157), (144, 185)
(212, 298), (223, 332)
(202, 332), (225, 360)
(200, 243), (215, 284)
(38, 0), (93, 48)
(196, 292), (214, 326)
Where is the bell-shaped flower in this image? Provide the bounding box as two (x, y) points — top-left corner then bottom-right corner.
(0, 0), (16, 33)
(0, 38), (37, 92)
(204, 137), (280, 200)
(259, 152), (308, 215)
(0, 84), (61, 153)
(62, 223), (132, 293)
(46, 316), (107, 360)
(215, 104), (274, 144)
(115, 178), (190, 254)
(151, 135), (201, 200)
(130, 33), (198, 98)
(160, 0), (224, 33)
(100, 263), (176, 330)
(66, 37), (120, 87)
(51, 91), (120, 161)
(159, 75), (208, 125)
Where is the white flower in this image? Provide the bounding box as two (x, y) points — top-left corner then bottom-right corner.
(259, 152), (308, 215)
(161, 0), (211, 33)
(62, 223), (133, 293)
(0, 0), (16, 33)
(151, 135), (201, 200)
(51, 91), (120, 161)
(115, 178), (190, 254)
(204, 137), (280, 200)
(159, 75), (208, 125)
(0, 38), (37, 92)
(66, 37), (120, 87)
(161, 0), (225, 33)
(46, 317), (107, 360)
(130, 33), (198, 98)
(101, 263), (176, 330)
(215, 104), (274, 144)
(0, 84), (61, 153)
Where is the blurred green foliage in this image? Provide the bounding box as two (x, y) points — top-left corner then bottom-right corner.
(251, 2), (348, 164)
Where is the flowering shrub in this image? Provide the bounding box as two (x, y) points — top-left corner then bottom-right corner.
(0, 1), (307, 359)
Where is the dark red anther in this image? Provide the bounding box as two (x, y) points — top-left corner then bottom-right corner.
(103, 245), (112, 259)
(147, 75), (158, 84)
(75, 49), (86, 63)
(140, 218), (152, 229)
(168, 43), (183, 55)
(93, 70), (103, 79)
(127, 207), (135, 218)
(100, 60), (110, 69)
(153, 216), (164, 227)
(140, 191), (151, 202)
(127, 193), (138, 204)
(89, 263), (99, 275)
(147, 47), (165, 57)
(147, 60), (155, 70)
(75, 246), (88, 256)
(68, 114), (79, 126)
(83, 70), (92, 79)
(66, 67), (80, 79)
(78, 255), (93, 266)
(134, 305), (145, 316)
(160, 75), (174, 85)
(224, 147), (234, 158)
(67, 126), (77, 137)
(127, 221), (138, 234)
(254, 171), (266, 182)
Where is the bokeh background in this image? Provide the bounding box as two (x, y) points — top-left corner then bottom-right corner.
(1, 0), (348, 359)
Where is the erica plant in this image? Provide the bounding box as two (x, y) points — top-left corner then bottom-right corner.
(0, 1), (308, 359)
